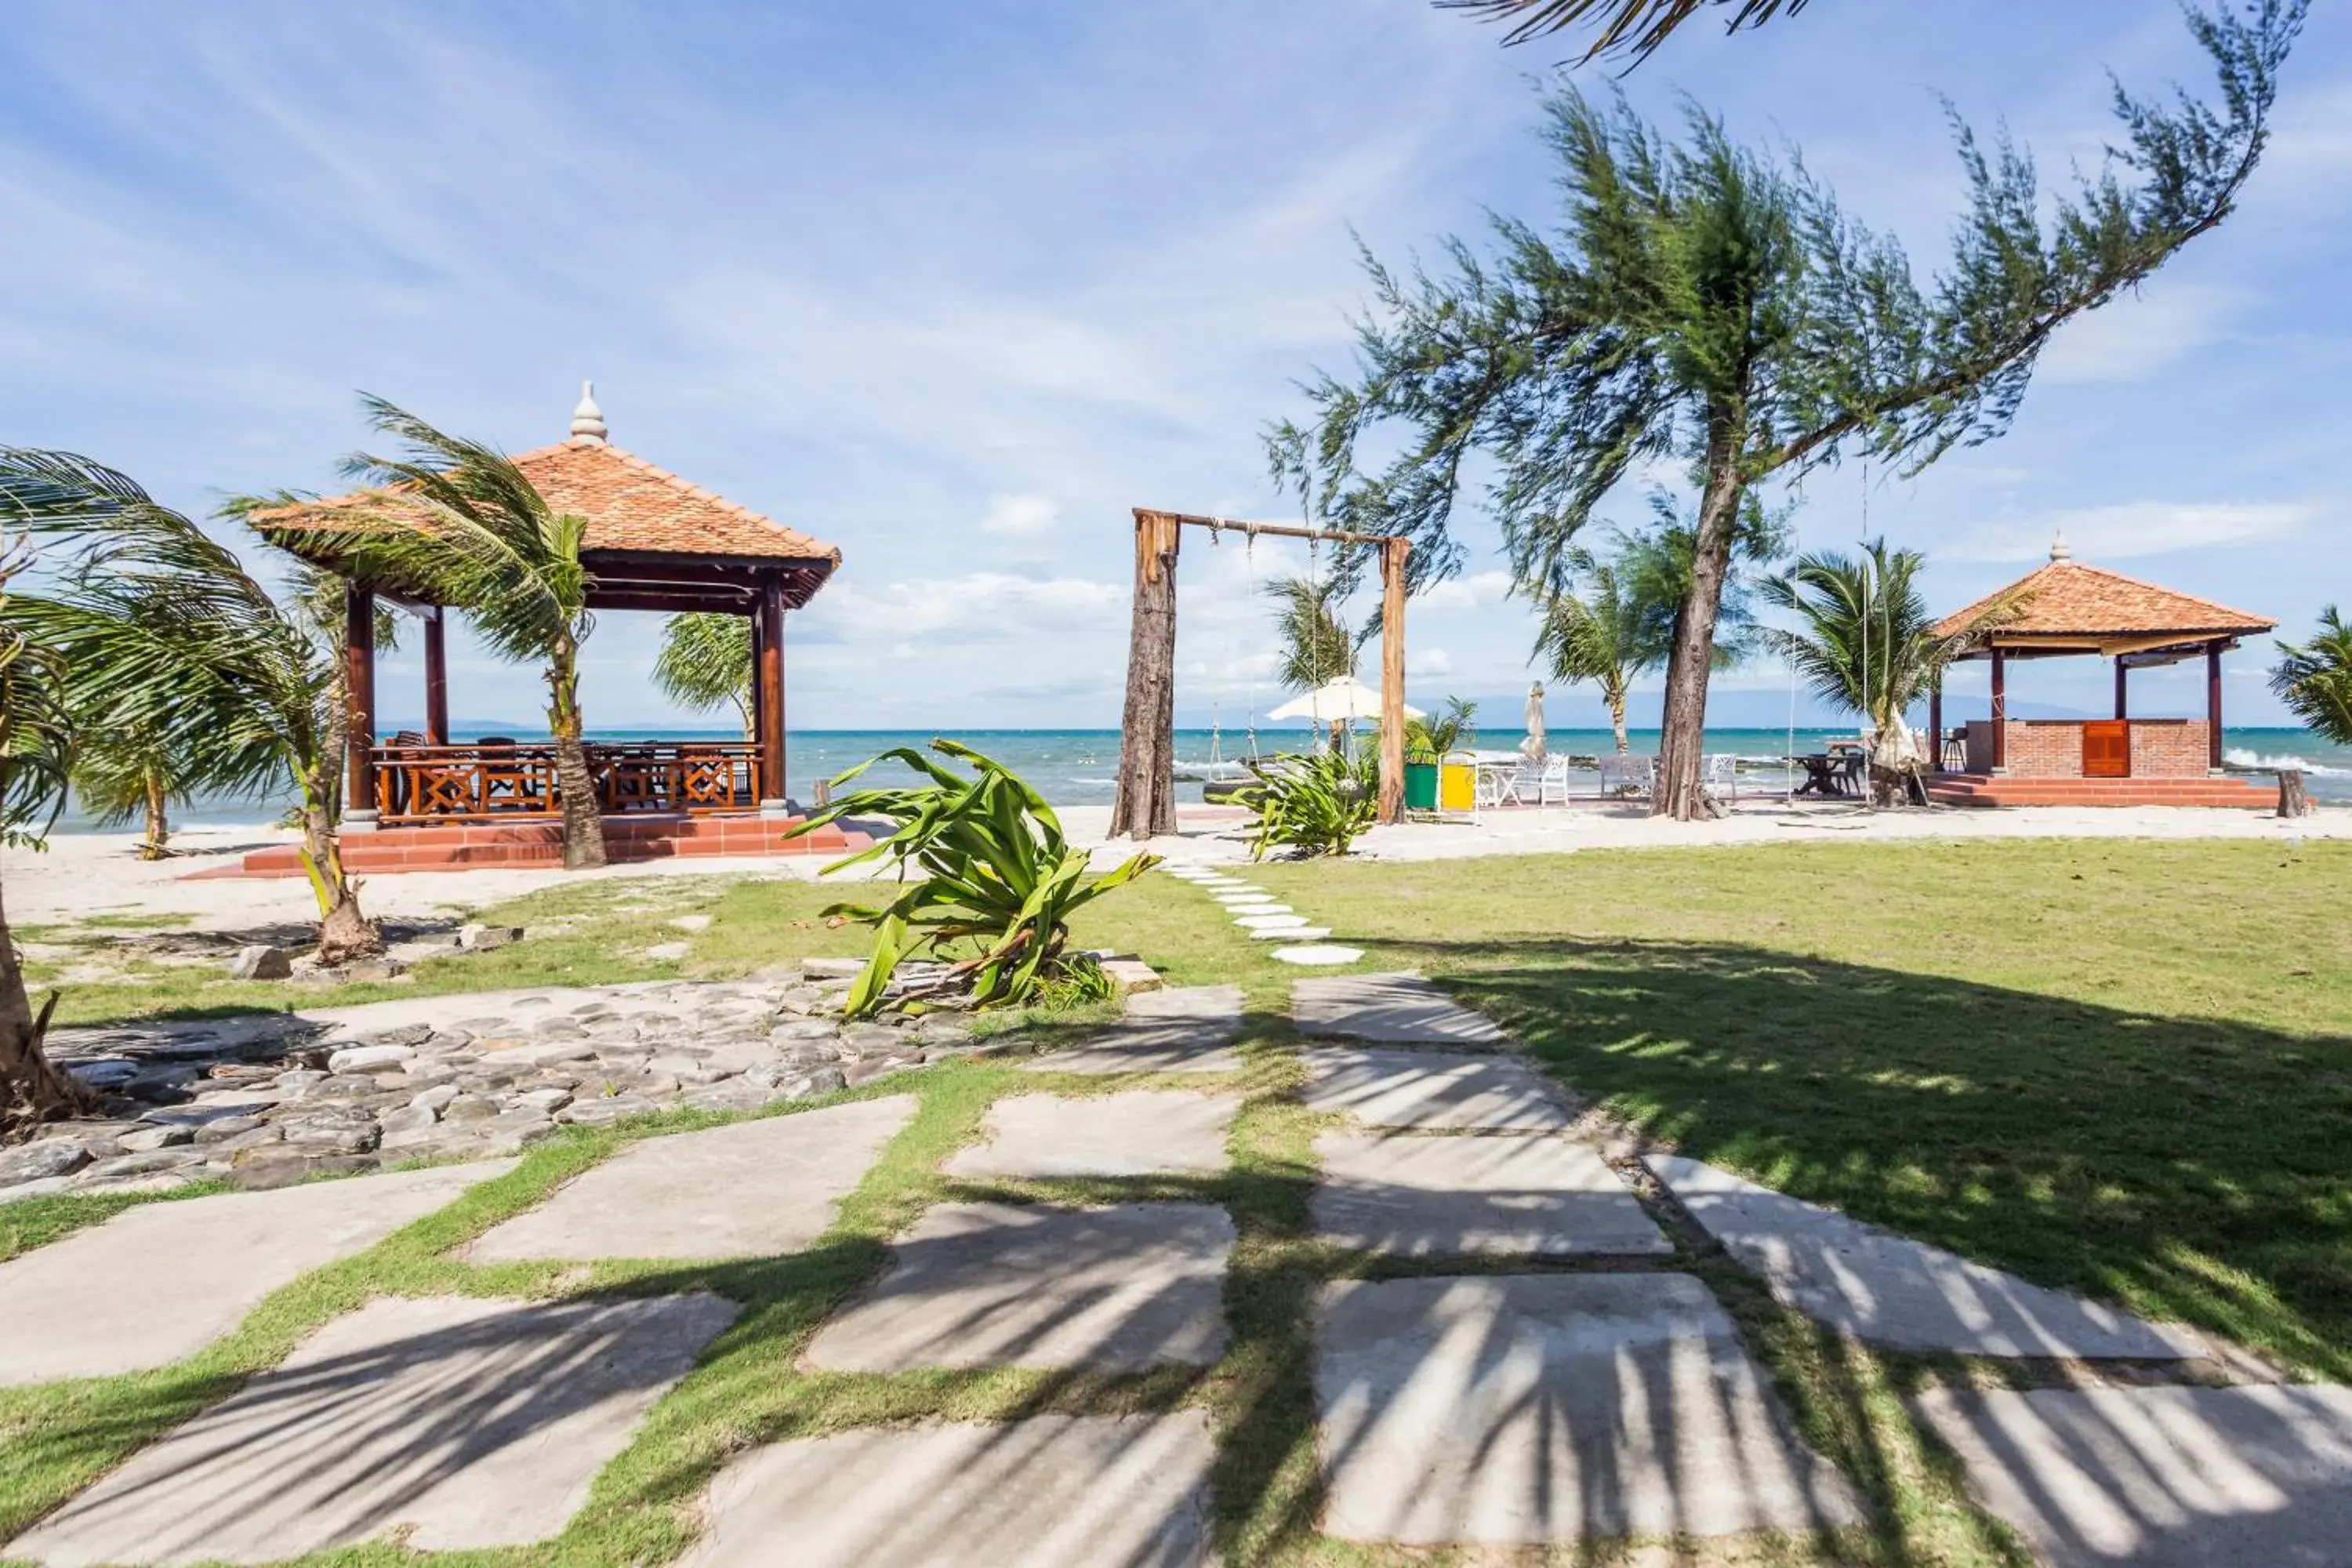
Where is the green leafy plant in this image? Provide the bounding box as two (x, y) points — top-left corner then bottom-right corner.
(787, 739), (1159, 1018)
(654, 612), (755, 739)
(1240, 750), (1379, 859)
(2270, 607), (2352, 746)
(1404, 697), (1478, 764)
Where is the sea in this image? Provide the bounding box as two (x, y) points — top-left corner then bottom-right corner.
(54, 724), (2352, 833)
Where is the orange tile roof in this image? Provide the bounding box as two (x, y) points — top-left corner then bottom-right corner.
(263, 437), (840, 565)
(1933, 559), (2274, 642)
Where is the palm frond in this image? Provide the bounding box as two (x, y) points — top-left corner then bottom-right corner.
(0, 543), (73, 847)
(2270, 607), (2352, 746)
(655, 613), (754, 728)
(1434, 0), (1804, 62)
(1263, 574), (1358, 690)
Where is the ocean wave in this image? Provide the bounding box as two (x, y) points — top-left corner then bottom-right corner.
(2224, 748), (2352, 777)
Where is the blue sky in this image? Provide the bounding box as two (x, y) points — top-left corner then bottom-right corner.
(5, 1), (2347, 737)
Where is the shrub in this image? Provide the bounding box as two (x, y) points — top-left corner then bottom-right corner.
(1239, 750), (1377, 859)
(787, 739), (1158, 1017)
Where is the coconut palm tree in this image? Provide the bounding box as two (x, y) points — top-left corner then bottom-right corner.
(1264, 572), (1367, 755)
(0, 539), (90, 1126)
(1534, 549), (1650, 756)
(655, 612), (755, 741)
(2270, 607), (2352, 746)
(1760, 539), (2008, 803)
(68, 734), (180, 861)
(270, 398), (609, 869)
(1436, 0), (1802, 63)
(1, 448), (383, 961)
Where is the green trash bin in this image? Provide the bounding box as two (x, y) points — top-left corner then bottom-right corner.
(1403, 760), (1439, 811)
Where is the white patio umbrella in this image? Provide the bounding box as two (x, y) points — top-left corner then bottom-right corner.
(1520, 681), (1548, 763)
(1265, 677), (1423, 724)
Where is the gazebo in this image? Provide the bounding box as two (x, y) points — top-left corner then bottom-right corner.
(1925, 535), (2277, 808)
(241, 386), (852, 870)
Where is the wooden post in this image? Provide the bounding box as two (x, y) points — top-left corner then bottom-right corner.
(1378, 537), (1408, 825)
(2114, 656), (2128, 722)
(344, 581), (377, 817)
(1927, 679), (1944, 775)
(2206, 640), (2224, 771)
(1110, 509), (1181, 840)
(1988, 646), (2007, 772)
(757, 575), (788, 807)
(749, 604), (768, 743)
(423, 607), (450, 746)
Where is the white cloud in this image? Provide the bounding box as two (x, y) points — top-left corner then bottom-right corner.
(1408, 647), (1454, 676)
(978, 492), (1059, 536)
(1415, 570), (1515, 612)
(800, 572), (1127, 645)
(2038, 284), (2240, 385)
(1945, 502), (2312, 564)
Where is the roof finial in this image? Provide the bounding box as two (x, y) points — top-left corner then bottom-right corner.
(2049, 529), (2072, 564)
(569, 380), (607, 445)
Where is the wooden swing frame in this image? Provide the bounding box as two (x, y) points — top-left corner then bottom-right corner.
(1110, 507), (1411, 840)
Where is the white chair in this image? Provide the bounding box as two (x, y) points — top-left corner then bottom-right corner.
(1528, 754), (1571, 805)
(1598, 754), (1654, 799)
(1701, 753), (1738, 802)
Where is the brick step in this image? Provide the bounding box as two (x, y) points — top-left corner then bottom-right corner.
(187, 815), (871, 879)
(1928, 775), (2274, 809)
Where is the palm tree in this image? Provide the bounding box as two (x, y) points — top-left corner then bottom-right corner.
(0, 539), (90, 1126)
(655, 612), (755, 741)
(1534, 549), (1650, 755)
(1264, 572), (1363, 755)
(1760, 539), (2006, 803)
(2270, 608), (2352, 746)
(68, 733), (180, 861)
(273, 398), (609, 870)
(2, 448), (383, 961)
(1534, 497), (1774, 753)
(1436, 0), (1802, 64)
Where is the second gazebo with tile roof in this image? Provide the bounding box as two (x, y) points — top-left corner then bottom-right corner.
(262, 385), (840, 833)
(1926, 535), (2275, 804)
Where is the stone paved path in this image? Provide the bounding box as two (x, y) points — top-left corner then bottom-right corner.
(7, 1292), (736, 1566)
(0, 1160), (517, 1385)
(1650, 1155), (2205, 1359)
(9, 964), (2347, 1565)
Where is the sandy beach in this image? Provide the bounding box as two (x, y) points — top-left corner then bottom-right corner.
(5, 798), (2338, 932)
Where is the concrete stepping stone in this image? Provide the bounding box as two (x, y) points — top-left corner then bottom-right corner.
(805, 1202), (1233, 1372)
(945, 1091), (1239, 1178)
(677, 1413), (1218, 1567)
(1274, 944), (1363, 966)
(1314, 1274), (1861, 1543)
(470, 1096), (915, 1264)
(1301, 1047), (1570, 1131)
(1647, 1156), (2204, 1359)
(0, 1160), (517, 1385)
(5, 1292), (736, 1566)
(1313, 1131), (1668, 1256)
(1023, 985), (1244, 1074)
(1251, 925), (1332, 940)
(1911, 1383), (2352, 1568)
(1294, 971), (1511, 1047)
(1235, 913), (1310, 931)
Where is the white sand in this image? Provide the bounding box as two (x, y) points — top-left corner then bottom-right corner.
(5, 797), (2338, 931)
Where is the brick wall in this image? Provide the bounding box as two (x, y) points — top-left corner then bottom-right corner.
(1987, 719), (2212, 778)
(2002, 721), (2084, 779)
(2129, 719), (2210, 778)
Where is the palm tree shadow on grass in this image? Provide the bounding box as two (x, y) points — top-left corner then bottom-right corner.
(1394, 935), (2351, 1380)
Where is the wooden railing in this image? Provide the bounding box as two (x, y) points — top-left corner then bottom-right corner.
(370, 742), (762, 824)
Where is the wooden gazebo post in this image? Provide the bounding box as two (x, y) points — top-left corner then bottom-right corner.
(2206, 640), (2225, 771)
(422, 605), (450, 746)
(757, 572), (789, 810)
(343, 580), (378, 827)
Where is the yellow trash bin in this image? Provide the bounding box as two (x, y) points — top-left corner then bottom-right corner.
(1439, 760), (1477, 811)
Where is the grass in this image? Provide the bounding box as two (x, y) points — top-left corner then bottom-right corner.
(0, 837), (2340, 1563)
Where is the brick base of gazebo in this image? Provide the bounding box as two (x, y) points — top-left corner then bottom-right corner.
(186, 814), (871, 880)
(1928, 774), (2274, 808)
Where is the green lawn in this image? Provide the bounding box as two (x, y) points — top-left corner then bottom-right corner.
(1, 837), (2341, 1564)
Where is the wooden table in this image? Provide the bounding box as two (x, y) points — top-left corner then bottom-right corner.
(1795, 753), (1862, 798)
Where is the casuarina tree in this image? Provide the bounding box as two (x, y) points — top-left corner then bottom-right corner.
(1270, 1), (2307, 818)
(1436, 0), (1802, 64)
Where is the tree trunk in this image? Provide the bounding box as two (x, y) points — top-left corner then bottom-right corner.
(1653, 419), (1744, 822)
(0, 873), (90, 1131)
(1110, 509), (1181, 840)
(302, 798), (381, 964)
(136, 766), (169, 861)
(549, 641), (608, 871)
(2279, 769), (2311, 818)
(1606, 681), (1630, 755)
